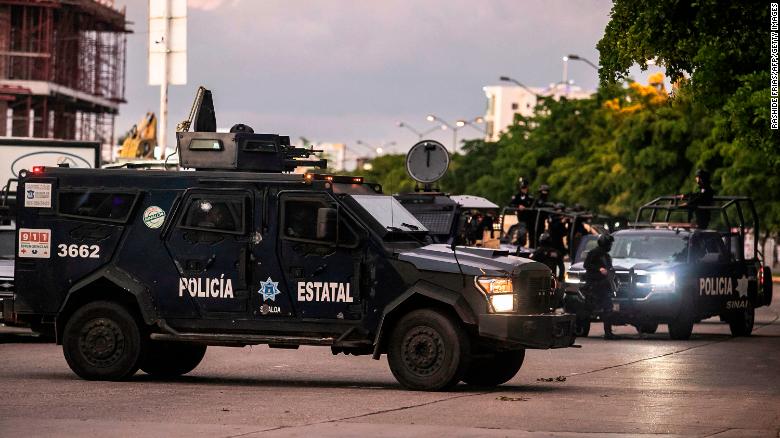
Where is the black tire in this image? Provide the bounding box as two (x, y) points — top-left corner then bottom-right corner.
(574, 318), (591, 337)
(636, 322), (659, 334)
(762, 266), (773, 306)
(141, 341), (207, 377)
(668, 317), (694, 340)
(728, 306), (755, 337)
(462, 350), (525, 387)
(62, 301), (146, 380)
(387, 308), (470, 391)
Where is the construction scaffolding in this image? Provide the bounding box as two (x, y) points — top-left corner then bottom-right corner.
(0, 0), (128, 148)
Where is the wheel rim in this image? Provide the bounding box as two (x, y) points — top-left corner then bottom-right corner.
(78, 317), (125, 368)
(401, 326), (445, 377)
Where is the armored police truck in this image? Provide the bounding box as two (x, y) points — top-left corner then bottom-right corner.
(11, 89), (575, 391)
(564, 196), (773, 339)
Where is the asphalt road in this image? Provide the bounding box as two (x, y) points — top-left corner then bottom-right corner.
(1, 287), (778, 437)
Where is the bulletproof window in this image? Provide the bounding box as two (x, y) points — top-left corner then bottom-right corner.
(281, 195), (359, 246)
(283, 199), (327, 241)
(696, 234), (729, 263)
(181, 196), (246, 234)
(58, 191), (138, 222)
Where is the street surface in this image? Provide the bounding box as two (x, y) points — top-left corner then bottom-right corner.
(1, 285), (778, 438)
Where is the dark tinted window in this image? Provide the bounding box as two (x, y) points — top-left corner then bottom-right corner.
(59, 191), (136, 221)
(284, 199), (327, 241)
(283, 197), (358, 246)
(182, 197), (244, 233)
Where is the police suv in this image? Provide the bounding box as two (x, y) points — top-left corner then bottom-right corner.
(564, 196), (773, 339)
(10, 92), (575, 391)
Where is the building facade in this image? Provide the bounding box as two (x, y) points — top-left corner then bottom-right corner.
(482, 83), (592, 142)
(0, 0), (128, 147)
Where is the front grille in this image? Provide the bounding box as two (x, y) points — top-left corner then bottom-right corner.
(614, 271), (650, 299)
(414, 212), (455, 235)
(518, 274), (554, 313)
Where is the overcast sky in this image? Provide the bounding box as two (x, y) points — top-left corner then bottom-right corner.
(113, 0), (655, 157)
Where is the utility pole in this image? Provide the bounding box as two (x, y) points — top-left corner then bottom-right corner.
(158, 0), (169, 158)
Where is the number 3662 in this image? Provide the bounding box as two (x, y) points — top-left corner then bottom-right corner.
(57, 244), (100, 258)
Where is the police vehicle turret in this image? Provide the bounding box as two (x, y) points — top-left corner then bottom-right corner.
(176, 86), (326, 173)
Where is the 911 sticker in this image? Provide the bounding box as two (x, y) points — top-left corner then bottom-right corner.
(18, 228), (51, 258)
(57, 244), (100, 259)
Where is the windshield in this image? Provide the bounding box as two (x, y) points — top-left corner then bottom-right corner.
(612, 234), (688, 262)
(350, 195), (428, 232)
(0, 230), (13, 259)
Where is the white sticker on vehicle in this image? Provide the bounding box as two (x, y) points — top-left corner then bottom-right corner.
(24, 183), (52, 208)
(57, 244), (100, 258)
(18, 228), (51, 258)
(143, 206), (166, 229)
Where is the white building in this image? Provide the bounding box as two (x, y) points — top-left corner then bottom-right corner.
(482, 84), (593, 142)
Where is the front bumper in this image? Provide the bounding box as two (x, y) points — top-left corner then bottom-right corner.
(610, 292), (681, 323)
(478, 313), (576, 349)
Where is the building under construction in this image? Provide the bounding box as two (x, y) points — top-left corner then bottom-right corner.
(0, 0), (128, 146)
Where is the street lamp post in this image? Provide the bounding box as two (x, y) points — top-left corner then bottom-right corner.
(425, 114), (460, 153)
(397, 121), (440, 140)
(356, 140), (396, 156)
(566, 54), (599, 71)
(498, 76), (540, 97)
(456, 116), (486, 135)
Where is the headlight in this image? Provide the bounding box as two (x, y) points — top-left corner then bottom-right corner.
(564, 271), (580, 284)
(476, 277), (515, 313)
(649, 271), (675, 291)
(489, 294), (515, 313)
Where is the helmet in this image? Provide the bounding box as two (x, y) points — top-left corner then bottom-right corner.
(554, 202), (565, 211)
(597, 233), (614, 250)
(539, 232), (552, 245)
(229, 123), (255, 133)
(695, 168), (710, 184)
(517, 177), (529, 188)
(539, 184), (550, 192)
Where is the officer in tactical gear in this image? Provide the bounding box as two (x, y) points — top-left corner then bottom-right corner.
(584, 233), (619, 339)
(548, 203), (568, 255)
(678, 169), (715, 229)
(533, 184), (551, 209)
(531, 232), (565, 280)
(508, 177), (535, 246)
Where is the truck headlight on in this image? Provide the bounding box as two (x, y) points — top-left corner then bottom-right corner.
(476, 277), (515, 313)
(649, 271), (675, 291)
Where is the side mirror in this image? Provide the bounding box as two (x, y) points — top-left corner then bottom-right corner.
(316, 207), (338, 242)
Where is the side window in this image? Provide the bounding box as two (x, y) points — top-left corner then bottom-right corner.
(281, 195), (360, 247)
(283, 198), (329, 241)
(693, 234), (727, 263)
(58, 191), (137, 222)
(181, 196), (246, 234)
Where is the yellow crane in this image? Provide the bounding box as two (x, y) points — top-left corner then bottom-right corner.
(119, 112), (158, 159)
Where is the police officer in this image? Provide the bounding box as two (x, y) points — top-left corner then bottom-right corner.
(678, 169), (715, 228)
(508, 177), (535, 246)
(533, 184), (551, 209)
(584, 234), (619, 340)
(531, 232), (565, 280)
(548, 203), (568, 255)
